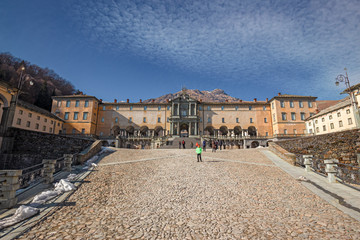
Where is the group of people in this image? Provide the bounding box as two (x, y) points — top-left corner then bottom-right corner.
(178, 139), (226, 162)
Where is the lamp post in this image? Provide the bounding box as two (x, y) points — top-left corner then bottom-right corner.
(15, 65), (34, 104)
(335, 68), (360, 128)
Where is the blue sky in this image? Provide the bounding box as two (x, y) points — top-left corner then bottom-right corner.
(1, 0), (360, 102)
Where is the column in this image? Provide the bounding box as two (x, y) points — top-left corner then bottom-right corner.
(325, 159), (339, 183)
(303, 155), (313, 172)
(170, 122), (173, 135)
(0, 170), (22, 209)
(189, 103), (191, 116)
(42, 159), (56, 184)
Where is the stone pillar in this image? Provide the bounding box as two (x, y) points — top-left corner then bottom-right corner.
(303, 155), (313, 172)
(324, 159), (339, 183)
(0, 170), (22, 209)
(115, 136), (120, 148)
(42, 159), (56, 184)
(170, 122), (173, 135)
(177, 122), (180, 136)
(63, 154), (73, 172)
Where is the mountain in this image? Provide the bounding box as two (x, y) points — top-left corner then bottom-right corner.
(143, 89), (240, 103)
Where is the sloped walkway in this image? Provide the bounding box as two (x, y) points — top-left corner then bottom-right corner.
(7, 149), (360, 239)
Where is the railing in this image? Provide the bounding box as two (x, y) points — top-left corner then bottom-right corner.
(202, 135), (271, 140)
(18, 163), (44, 188)
(336, 163), (360, 185)
(273, 134), (306, 138)
(54, 156), (66, 174)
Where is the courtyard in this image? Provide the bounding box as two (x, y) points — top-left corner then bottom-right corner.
(18, 148), (360, 239)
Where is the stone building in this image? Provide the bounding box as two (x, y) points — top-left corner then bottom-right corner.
(51, 91), (318, 148)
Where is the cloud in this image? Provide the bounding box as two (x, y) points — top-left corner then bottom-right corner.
(68, 0), (360, 98)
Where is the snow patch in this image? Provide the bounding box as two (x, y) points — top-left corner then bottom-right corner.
(32, 190), (59, 205)
(54, 179), (76, 192)
(0, 206), (39, 230)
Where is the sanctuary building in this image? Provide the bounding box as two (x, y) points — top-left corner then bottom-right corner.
(51, 90), (318, 147)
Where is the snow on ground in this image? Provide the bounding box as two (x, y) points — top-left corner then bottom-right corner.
(0, 206), (39, 230)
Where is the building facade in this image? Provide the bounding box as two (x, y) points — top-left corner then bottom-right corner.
(51, 91), (318, 142)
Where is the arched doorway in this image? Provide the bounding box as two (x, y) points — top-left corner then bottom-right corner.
(219, 126), (228, 135)
(126, 126), (134, 136)
(140, 126), (149, 136)
(204, 126), (214, 136)
(234, 126), (242, 136)
(180, 123), (189, 137)
(154, 126), (163, 137)
(248, 126), (257, 137)
(112, 126), (120, 136)
(251, 141), (259, 148)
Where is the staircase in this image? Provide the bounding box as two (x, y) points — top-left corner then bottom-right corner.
(160, 136), (201, 149)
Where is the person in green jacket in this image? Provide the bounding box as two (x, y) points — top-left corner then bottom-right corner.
(196, 143), (203, 162)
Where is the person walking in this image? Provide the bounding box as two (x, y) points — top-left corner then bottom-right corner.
(212, 140), (216, 152)
(219, 140), (223, 150)
(196, 143), (203, 162)
(182, 140), (186, 149)
(202, 140), (206, 152)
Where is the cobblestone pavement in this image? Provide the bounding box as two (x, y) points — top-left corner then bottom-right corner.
(18, 149), (360, 239)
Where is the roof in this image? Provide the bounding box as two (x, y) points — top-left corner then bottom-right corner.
(101, 100), (269, 105)
(340, 82), (360, 94)
(52, 94), (100, 101)
(316, 100), (342, 111)
(307, 97), (351, 120)
(269, 94), (317, 102)
(17, 100), (64, 122)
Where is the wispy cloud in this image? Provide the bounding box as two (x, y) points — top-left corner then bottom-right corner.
(68, 0), (360, 98)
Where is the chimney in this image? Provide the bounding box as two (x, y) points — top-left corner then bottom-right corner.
(225, 100), (228, 102)
(126, 99), (129, 103)
(266, 98), (268, 102)
(278, 92), (281, 96)
(239, 99), (242, 103)
(114, 99), (117, 103)
(80, 91), (83, 95)
(200, 99), (202, 102)
(152, 99), (155, 103)
(254, 98), (257, 102)
(166, 99), (169, 103)
(140, 99), (142, 103)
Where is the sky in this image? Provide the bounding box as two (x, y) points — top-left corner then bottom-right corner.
(1, 0), (360, 102)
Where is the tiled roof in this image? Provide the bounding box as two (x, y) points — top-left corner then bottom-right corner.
(341, 82), (360, 93)
(316, 100), (341, 111)
(307, 97), (351, 120)
(269, 94), (317, 102)
(17, 100), (64, 122)
(52, 95), (99, 101)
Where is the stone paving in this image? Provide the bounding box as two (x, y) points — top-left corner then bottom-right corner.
(18, 149), (360, 239)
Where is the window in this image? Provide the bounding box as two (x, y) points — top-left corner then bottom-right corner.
(290, 100), (294, 108)
(330, 123), (334, 129)
(265, 132), (268, 136)
(272, 102), (274, 109)
(280, 101), (285, 108)
(299, 101), (304, 108)
(221, 106), (224, 110)
(339, 120), (343, 127)
(19, 110), (23, 115)
(291, 112), (296, 120)
(130, 106), (133, 111)
(329, 115), (333, 120)
(284, 129), (287, 134)
(116, 106), (119, 110)
(66, 100), (70, 107)
(167, 106), (170, 110)
(74, 112), (79, 120)
(143, 117), (146, 123)
(144, 106), (147, 110)
(129, 117), (132, 123)
(81, 128), (85, 134)
(28, 113), (32, 118)
(337, 112), (341, 117)
(322, 117), (325, 122)
(58, 122), (60, 126)
(49, 127), (52, 133)
(115, 117), (118, 123)
(348, 118), (353, 125)
(35, 123), (39, 129)
(167, 117), (170, 122)
(308, 101), (313, 108)
(43, 126), (46, 131)
(207, 117), (211, 123)
(85, 100), (89, 107)
(310, 113), (314, 117)
(26, 121), (30, 127)
(315, 120), (318, 124)
(293, 129), (297, 134)
(316, 127), (319, 133)
(308, 122), (311, 126)
(158, 106), (161, 111)
(249, 106), (252, 110)
(236, 118), (239, 123)
(281, 113), (287, 121)
(100, 132), (103, 136)
(83, 112), (88, 120)
(75, 100), (80, 107)
(222, 118), (225, 123)
(264, 118), (268, 123)
(301, 113), (305, 120)
(72, 129), (76, 134)
(263, 106), (266, 110)
(51, 120), (53, 124)
(44, 118), (47, 123)
(103, 106), (106, 110)
(250, 118), (253, 123)
(200, 117), (202, 122)
(57, 101), (62, 107)
(207, 106), (211, 111)
(235, 106), (239, 110)
(101, 117), (104, 123)
(158, 117), (161, 123)
(273, 113), (276, 122)
(346, 109), (351, 114)
(64, 112), (69, 120)
(37, 116), (40, 120)
(322, 125), (326, 131)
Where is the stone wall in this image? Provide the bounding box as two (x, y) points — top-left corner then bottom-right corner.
(0, 128), (94, 169)
(275, 129), (360, 165)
